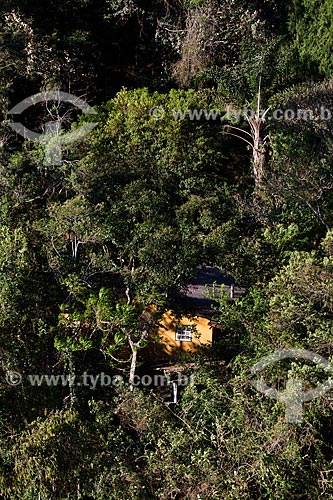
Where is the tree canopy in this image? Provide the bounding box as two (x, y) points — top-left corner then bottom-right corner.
(1, 0), (333, 499)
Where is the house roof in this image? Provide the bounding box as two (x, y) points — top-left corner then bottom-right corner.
(181, 266), (245, 316)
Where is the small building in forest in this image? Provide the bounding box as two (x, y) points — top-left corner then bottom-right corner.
(144, 266), (245, 365)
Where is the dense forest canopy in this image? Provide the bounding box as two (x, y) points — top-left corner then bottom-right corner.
(1, 1), (333, 499)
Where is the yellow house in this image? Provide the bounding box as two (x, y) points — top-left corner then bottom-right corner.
(157, 310), (215, 356)
(145, 267), (245, 364)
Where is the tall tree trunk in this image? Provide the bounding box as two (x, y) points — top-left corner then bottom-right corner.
(223, 80), (269, 191)
(253, 122), (266, 187)
(252, 81), (267, 190)
(129, 342), (137, 391)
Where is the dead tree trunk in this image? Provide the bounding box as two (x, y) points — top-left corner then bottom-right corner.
(128, 329), (148, 390)
(223, 79), (269, 192)
(252, 117), (266, 187)
(129, 340), (137, 390)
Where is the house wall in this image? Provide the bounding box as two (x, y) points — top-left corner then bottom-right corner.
(156, 310), (213, 357)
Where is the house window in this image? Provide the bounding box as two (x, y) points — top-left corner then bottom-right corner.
(176, 325), (193, 342)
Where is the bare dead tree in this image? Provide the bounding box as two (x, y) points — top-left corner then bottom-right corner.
(223, 79), (270, 190)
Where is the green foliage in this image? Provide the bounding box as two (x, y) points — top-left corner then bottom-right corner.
(2, 1), (333, 498)
(289, 0), (333, 77)
(2, 410), (99, 499)
(66, 87), (233, 299)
